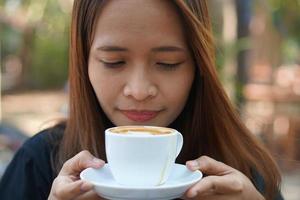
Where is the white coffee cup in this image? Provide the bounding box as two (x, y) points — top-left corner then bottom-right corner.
(105, 126), (183, 187)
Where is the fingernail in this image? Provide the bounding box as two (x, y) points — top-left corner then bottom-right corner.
(80, 182), (93, 192)
(189, 160), (199, 168)
(93, 158), (105, 165)
(189, 190), (197, 198)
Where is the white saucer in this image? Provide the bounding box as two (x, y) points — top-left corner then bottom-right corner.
(80, 163), (202, 200)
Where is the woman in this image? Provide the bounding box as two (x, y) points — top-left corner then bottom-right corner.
(0, 0), (283, 199)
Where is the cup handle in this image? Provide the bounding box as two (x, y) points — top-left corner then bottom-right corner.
(175, 132), (183, 157)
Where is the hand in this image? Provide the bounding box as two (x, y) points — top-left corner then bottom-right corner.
(181, 156), (265, 200)
(48, 150), (106, 200)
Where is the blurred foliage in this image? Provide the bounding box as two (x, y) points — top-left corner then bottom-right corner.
(270, 0), (300, 40)
(0, 0), (70, 90)
(30, 27), (69, 89)
(29, 0), (70, 89)
(1, 24), (22, 56)
(269, 0), (300, 63)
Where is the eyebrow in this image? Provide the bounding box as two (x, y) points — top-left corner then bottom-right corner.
(96, 45), (186, 52)
(97, 46), (127, 52)
(152, 46), (186, 52)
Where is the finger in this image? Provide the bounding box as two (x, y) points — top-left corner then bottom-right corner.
(185, 175), (243, 198)
(182, 193), (233, 200)
(60, 150), (105, 176)
(186, 156), (233, 175)
(181, 192), (214, 200)
(55, 180), (93, 200)
(75, 190), (103, 200)
(184, 176), (216, 198)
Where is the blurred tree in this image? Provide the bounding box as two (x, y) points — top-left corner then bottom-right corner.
(269, 0), (300, 41)
(235, 0), (252, 106)
(209, 0), (252, 106)
(268, 0), (300, 63)
(0, 0), (70, 91)
(29, 0), (70, 89)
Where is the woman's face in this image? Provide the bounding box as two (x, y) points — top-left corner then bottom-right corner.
(88, 0), (195, 127)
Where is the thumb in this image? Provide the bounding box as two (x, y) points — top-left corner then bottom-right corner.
(187, 156), (233, 176)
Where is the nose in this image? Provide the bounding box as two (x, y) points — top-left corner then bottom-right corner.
(123, 68), (158, 101)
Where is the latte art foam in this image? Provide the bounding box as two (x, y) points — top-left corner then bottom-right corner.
(109, 126), (173, 135)
(127, 131), (153, 136)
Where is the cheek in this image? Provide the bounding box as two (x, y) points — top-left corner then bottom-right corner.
(164, 68), (194, 102)
(89, 67), (102, 95)
(88, 65), (114, 105)
(88, 66), (127, 116)
(169, 81), (192, 105)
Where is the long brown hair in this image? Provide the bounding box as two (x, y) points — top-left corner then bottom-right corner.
(56, 0), (281, 199)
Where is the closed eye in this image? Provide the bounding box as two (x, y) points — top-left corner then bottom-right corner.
(157, 62), (183, 70)
(100, 60), (125, 68)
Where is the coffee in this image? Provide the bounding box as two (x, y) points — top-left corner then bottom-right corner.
(109, 126), (173, 135)
(105, 125), (183, 186)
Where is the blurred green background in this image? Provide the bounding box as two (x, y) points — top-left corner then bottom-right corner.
(0, 0), (70, 90)
(0, 0), (300, 199)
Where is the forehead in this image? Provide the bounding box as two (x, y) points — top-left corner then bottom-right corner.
(92, 0), (187, 47)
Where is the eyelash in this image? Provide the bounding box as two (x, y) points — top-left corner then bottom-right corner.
(100, 61), (125, 68)
(100, 60), (182, 70)
(157, 62), (182, 70)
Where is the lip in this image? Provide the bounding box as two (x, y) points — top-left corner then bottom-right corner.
(121, 110), (160, 122)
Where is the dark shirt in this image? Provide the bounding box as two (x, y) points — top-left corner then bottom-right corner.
(0, 129), (284, 200)
(0, 130), (56, 200)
